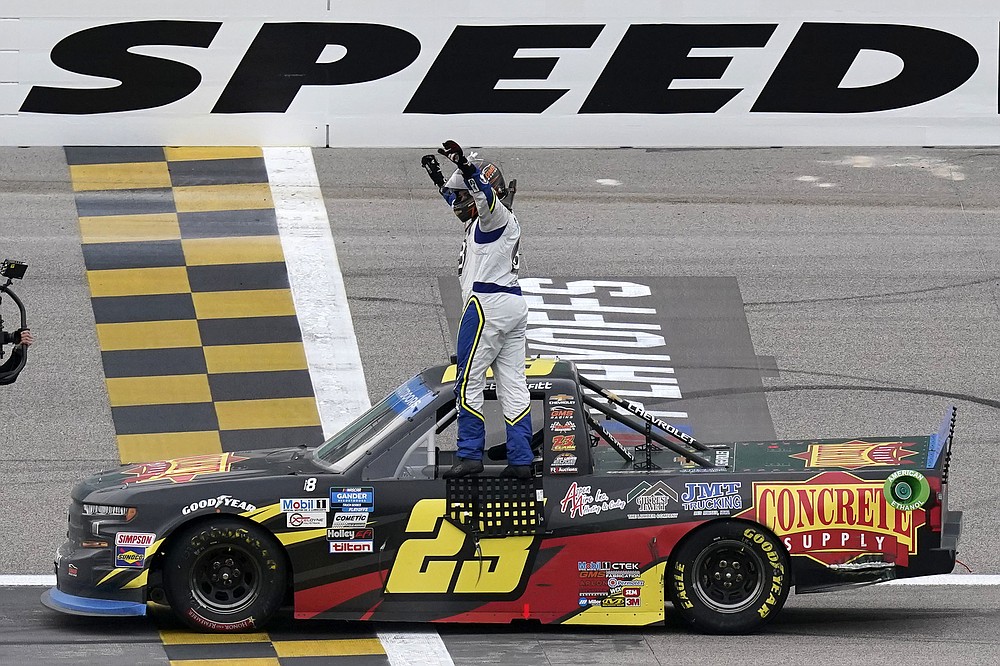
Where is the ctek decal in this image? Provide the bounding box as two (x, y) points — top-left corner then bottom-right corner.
(740, 471), (925, 566)
(182, 495), (256, 516)
(121, 453), (245, 485)
(789, 441), (919, 470)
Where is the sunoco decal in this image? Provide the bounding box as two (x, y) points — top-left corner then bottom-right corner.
(740, 471), (924, 566)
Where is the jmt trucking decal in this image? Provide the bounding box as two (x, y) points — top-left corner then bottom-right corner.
(122, 453), (246, 484)
(789, 441), (919, 470)
(385, 499), (536, 594)
(740, 472), (925, 566)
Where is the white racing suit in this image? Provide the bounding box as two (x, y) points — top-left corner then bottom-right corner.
(441, 166), (532, 465)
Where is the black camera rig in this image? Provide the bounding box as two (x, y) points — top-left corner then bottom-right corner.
(0, 258), (29, 383)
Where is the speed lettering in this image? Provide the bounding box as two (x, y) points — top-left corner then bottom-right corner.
(20, 21), (983, 115)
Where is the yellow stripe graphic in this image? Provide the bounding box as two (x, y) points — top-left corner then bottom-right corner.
(273, 638), (386, 657)
(182, 236), (285, 266)
(173, 183), (273, 213)
(96, 320), (202, 351)
(203, 342), (308, 373)
(87, 266), (191, 297)
(106, 375), (212, 407)
(192, 289), (296, 319)
(164, 146), (264, 161)
(117, 432), (222, 463)
(79, 213), (181, 244)
(458, 297), (486, 422)
(70, 162), (171, 192)
(215, 397), (321, 430)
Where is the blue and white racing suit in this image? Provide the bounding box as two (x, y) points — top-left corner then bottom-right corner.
(441, 166), (532, 465)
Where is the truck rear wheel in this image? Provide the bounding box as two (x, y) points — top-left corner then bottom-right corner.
(163, 519), (286, 632)
(667, 520), (790, 634)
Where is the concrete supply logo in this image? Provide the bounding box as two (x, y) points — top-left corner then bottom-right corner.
(789, 441), (919, 470)
(122, 453), (245, 485)
(286, 511), (326, 528)
(741, 472), (925, 566)
(280, 498), (330, 513)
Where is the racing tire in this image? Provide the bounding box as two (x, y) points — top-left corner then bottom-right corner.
(667, 520), (790, 634)
(163, 518), (287, 632)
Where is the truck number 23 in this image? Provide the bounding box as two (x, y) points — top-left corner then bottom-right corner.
(385, 499), (533, 594)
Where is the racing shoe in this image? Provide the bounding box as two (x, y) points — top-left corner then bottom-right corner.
(442, 458), (484, 478)
(500, 464), (533, 479)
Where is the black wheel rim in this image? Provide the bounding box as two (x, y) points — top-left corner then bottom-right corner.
(692, 538), (765, 613)
(189, 544), (262, 614)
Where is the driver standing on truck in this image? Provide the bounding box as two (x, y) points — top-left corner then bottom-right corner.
(421, 141), (533, 479)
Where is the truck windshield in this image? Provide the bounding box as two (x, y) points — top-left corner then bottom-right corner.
(314, 375), (437, 472)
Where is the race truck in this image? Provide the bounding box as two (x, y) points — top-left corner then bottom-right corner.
(42, 358), (961, 634)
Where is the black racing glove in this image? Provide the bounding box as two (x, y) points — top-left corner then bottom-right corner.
(421, 154), (445, 187)
(437, 140), (477, 177)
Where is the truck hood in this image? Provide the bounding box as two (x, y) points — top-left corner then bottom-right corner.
(72, 448), (317, 500)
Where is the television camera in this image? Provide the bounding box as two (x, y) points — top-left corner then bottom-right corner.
(0, 259), (29, 383)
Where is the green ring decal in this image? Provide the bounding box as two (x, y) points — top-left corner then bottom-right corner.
(883, 470), (931, 512)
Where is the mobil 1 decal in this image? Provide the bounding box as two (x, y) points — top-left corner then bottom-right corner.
(441, 276), (775, 451)
(736, 436), (932, 472)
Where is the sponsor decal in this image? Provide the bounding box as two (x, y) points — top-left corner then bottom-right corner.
(549, 466), (578, 474)
(331, 512), (369, 527)
(578, 597), (589, 607)
(624, 597), (641, 607)
(740, 471), (925, 566)
(681, 481), (743, 515)
(623, 587), (640, 597)
(121, 453), (245, 485)
(789, 441), (919, 470)
(327, 528), (374, 540)
(115, 532), (155, 547)
(549, 407), (575, 420)
(329, 540), (374, 553)
(330, 487), (374, 513)
(115, 546), (146, 568)
(186, 608), (255, 631)
(626, 480), (679, 519)
(551, 434), (577, 452)
(553, 453), (578, 466)
(559, 482), (626, 519)
(67, 563), (78, 577)
(182, 495), (256, 516)
(280, 498), (330, 513)
(549, 394), (576, 405)
(286, 511), (327, 528)
(675, 447), (731, 470)
(601, 595), (625, 607)
(579, 561), (640, 571)
(549, 421), (576, 432)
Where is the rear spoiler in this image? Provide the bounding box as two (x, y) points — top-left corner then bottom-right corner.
(928, 406), (957, 481)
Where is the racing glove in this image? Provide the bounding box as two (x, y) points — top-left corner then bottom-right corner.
(438, 140), (478, 178)
(421, 154), (445, 188)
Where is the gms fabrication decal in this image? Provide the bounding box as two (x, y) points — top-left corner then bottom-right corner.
(739, 472), (925, 566)
(6, 2), (1000, 146)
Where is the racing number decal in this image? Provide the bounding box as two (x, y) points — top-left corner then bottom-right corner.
(385, 499), (534, 594)
(510, 239), (521, 275)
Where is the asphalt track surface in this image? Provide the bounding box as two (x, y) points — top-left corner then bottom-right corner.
(1, 146), (999, 663)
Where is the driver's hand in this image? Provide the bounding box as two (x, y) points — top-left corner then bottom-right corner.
(16, 329), (32, 347)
